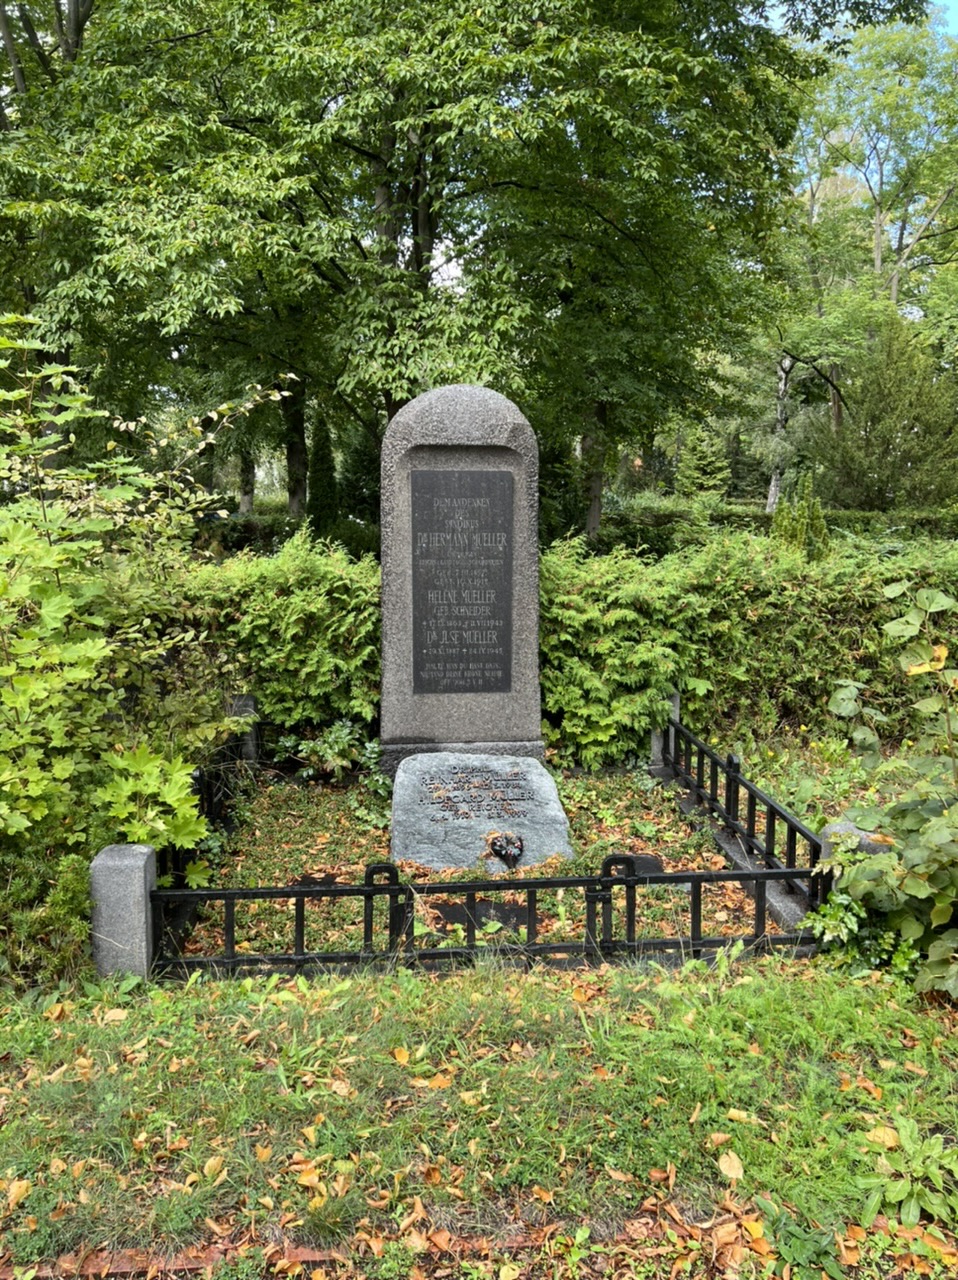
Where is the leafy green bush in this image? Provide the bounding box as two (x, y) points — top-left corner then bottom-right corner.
(214, 509), (381, 560)
(0, 318), (240, 983)
(631, 532), (958, 738)
(186, 529), (381, 743)
(188, 530), (958, 769)
(806, 582), (958, 996)
(585, 491), (958, 558)
(771, 474), (830, 562)
(539, 541), (678, 766)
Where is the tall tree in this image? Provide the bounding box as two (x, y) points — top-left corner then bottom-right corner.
(0, 0), (933, 519)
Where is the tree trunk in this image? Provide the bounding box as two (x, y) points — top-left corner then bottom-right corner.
(582, 403), (609, 535)
(766, 354), (794, 514)
(281, 378), (308, 518)
(306, 417), (339, 537)
(829, 361), (843, 433)
(238, 448), (255, 515)
(765, 471), (782, 514)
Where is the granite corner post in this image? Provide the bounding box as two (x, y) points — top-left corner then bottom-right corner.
(380, 385), (544, 775)
(90, 843), (156, 979)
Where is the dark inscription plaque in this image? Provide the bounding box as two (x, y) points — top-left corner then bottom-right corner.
(412, 469), (513, 694)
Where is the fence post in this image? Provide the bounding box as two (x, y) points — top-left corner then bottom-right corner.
(724, 754), (741, 829)
(650, 690), (681, 769)
(90, 844), (156, 979)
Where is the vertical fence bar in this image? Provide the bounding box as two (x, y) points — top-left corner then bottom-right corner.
(363, 888), (375, 953)
(293, 897), (305, 962)
(765, 810), (777, 868)
(402, 888), (416, 958)
(388, 885), (403, 950)
(690, 881), (702, 960)
(224, 899), (236, 962)
(696, 747), (705, 799)
(754, 878), (767, 942)
(625, 881), (636, 945)
(785, 825), (797, 871)
(466, 892), (477, 949)
(710, 757), (719, 814)
(601, 886), (614, 951)
(526, 889), (537, 946)
(585, 888), (600, 959)
(746, 792), (757, 851)
(725, 755), (741, 829)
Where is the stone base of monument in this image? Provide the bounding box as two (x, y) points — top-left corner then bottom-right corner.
(390, 752), (572, 871)
(381, 739), (544, 778)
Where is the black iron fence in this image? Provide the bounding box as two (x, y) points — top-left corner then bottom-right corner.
(151, 856), (824, 976)
(661, 718), (823, 891)
(150, 717), (829, 976)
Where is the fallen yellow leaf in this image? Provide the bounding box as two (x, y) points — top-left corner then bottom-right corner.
(391, 1046), (410, 1066)
(906, 645), (947, 675)
(203, 1155), (224, 1180)
(8, 1180), (31, 1211)
(866, 1126), (899, 1150)
(718, 1150), (744, 1181)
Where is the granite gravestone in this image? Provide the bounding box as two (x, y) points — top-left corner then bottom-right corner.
(381, 385), (571, 870)
(380, 385), (544, 774)
(391, 751), (572, 871)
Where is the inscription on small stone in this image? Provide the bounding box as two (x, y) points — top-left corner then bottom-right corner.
(419, 763), (533, 823)
(391, 752), (573, 870)
(412, 470), (513, 695)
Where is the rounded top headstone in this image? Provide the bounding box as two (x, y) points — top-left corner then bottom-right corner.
(383, 384), (537, 460)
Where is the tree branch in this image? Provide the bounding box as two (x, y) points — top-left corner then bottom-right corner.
(888, 183), (956, 300)
(146, 26), (212, 47)
(0, 0), (28, 94)
(782, 347), (852, 415)
(17, 4), (54, 80)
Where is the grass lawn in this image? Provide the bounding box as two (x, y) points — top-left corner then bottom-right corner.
(2, 744), (957, 1278)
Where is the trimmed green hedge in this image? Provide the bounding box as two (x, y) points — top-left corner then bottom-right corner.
(587, 496), (958, 559)
(188, 532), (381, 745)
(187, 530), (958, 768)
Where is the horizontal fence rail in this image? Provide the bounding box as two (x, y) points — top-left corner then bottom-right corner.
(661, 718), (823, 891)
(151, 856), (824, 977)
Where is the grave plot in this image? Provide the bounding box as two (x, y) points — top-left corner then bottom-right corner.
(158, 766), (809, 974)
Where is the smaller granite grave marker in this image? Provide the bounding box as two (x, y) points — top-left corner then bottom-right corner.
(391, 752), (572, 871)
